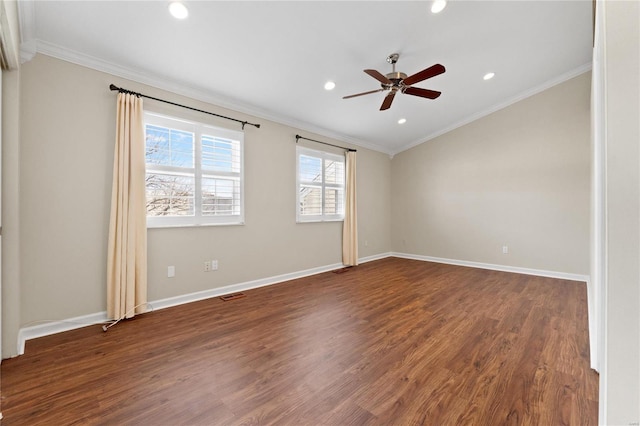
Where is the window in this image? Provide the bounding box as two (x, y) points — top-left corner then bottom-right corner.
(296, 146), (345, 222)
(145, 112), (244, 227)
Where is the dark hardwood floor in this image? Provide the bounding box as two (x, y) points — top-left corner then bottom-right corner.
(1, 257), (598, 425)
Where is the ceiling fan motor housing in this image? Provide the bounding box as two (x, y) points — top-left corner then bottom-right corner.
(386, 72), (408, 81)
(385, 72), (408, 88)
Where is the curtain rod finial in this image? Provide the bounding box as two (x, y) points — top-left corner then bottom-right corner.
(109, 84), (119, 91)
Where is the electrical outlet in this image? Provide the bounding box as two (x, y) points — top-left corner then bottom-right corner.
(212, 260), (218, 270)
(167, 266), (175, 278)
(204, 261), (211, 272)
(502, 245), (509, 254)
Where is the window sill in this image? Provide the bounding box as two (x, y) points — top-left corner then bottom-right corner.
(296, 219), (344, 224)
(147, 221), (245, 229)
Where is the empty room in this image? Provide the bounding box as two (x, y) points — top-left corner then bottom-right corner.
(0, 0), (638, 425)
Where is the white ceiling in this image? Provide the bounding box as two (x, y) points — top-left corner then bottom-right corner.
(21, 1), (593, 155)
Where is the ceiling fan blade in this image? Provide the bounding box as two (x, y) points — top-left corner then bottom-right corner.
(342, 88), (385, 99)
(403, 86), (442, 99)
(364, 69), (392, 85)
(403, 64), (446, 86)
(380, 91), (396, 110)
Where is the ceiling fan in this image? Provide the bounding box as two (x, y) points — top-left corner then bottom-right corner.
(343, 53), (446, 111)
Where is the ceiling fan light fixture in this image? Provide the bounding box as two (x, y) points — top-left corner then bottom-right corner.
(398, 118), (407, 124)
(431, 0), (447, 14)
(324, 81), (336, 91)
(169, 2), (189, 19)
(483, 72), (495, 80)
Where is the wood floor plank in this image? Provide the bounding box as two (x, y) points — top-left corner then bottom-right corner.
(1, 257), (598, 425)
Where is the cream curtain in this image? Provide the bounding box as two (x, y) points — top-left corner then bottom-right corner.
(342, 151), (358, 266)
(107, 93), (147, 320)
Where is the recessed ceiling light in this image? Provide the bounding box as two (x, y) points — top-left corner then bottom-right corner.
(431, 0), (447, 14)
(483, 72), (495, 81)
(324, 81), (336, 91)
(169, 2), (188, 19)
(398, 118), (407, 125)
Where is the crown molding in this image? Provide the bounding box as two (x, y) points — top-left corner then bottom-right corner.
(17, 0), (36, 63)
(35, 40), (394, 156)
(394, 62), (593, 155)
(31, 38), (590, 158)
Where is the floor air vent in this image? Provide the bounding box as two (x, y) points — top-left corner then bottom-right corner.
(332, 267), (353, 274)
(220, 292), (246, 301)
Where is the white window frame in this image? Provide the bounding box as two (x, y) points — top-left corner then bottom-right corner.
(145, 112), (244, 228)
(296, 146), (345, 223)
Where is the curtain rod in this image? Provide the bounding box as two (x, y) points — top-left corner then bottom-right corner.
(109, 84), (261, 130)
(295, 135), (356, 152)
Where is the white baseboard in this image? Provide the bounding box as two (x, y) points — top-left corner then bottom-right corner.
(392, 252), (595, 370)
(17, 311), (110, 355)
(357, 252), (393, 264)
(17, 251), (587, 355)
(151, 253), (391, 311)
(391, 252), (590, 283)
(17, 253), (391, 355)
(150, 261), (344, 311)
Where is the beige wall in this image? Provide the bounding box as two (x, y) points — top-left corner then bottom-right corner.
(391, 72), (591, 275)
(602, 0), (640, 423)
(12, 54), (390, 350)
